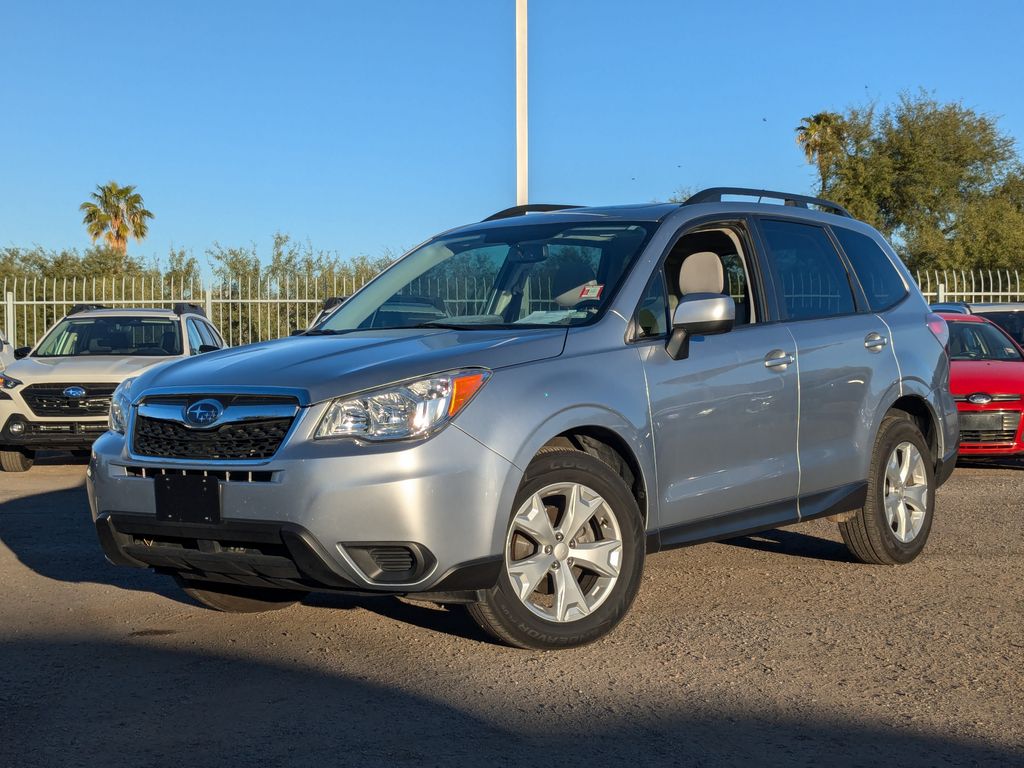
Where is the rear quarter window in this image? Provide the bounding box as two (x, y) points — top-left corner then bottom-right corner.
(832, 227), (908, 312)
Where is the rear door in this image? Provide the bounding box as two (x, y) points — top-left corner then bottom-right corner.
(755, 218), (900, 507)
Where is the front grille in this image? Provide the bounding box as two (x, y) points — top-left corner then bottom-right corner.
(21, 383), (117, 417)
(133, 415), (293, 460)
(959, 410), (1021, 444)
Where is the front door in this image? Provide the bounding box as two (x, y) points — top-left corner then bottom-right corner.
(636, 220), (800, 544)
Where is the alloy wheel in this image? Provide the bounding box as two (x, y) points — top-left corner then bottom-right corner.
(883, 441), (929, 543)
(505, 482), (623, 623)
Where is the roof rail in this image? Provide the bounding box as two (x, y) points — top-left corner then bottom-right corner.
(683, 187), (851, 218)
(172, 302), (206, 317)
(67, 303), (106, 315)
(483, 203), (582, 222)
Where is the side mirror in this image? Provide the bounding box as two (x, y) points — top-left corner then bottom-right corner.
(666, 294), (735, 360)
(14, 347), (31, 360)
(198, 344), (220, 354)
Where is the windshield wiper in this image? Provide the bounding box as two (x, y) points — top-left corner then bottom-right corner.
(412, 321), (511, 330)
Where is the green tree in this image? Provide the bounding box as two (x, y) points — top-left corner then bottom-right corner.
(795, 112), (847, 194)
(79, 181), (154, 254)
(801, 92), (1022, 270)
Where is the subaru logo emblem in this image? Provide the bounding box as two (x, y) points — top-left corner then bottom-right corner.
(63, 386), (86, 399)
(184, 399), (224, 428)
(967, 392), (993, 405)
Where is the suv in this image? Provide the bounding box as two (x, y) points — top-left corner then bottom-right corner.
(1, 303), (225, 472)
(88, 188), (958, 649)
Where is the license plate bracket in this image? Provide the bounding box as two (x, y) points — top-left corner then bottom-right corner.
(959, 412), (1004, 431)
(154, 474), (221, 524)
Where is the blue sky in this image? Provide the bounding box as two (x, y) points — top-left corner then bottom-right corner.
(2, 0), (1023, 267)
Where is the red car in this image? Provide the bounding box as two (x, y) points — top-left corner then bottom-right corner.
(940, 312), (1024, 456)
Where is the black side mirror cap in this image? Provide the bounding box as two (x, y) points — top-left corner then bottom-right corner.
(198, 344), (220, 354)
(13, 347), (31, 360)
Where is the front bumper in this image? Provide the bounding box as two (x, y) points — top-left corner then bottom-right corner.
(954, 403), (1024, 457)
(87, 424), (521, 595)
(0, 411), (108, 448)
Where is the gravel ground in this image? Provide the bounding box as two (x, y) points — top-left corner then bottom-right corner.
(1, 455), (1022, 768)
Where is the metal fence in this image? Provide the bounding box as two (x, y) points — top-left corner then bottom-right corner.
(4, 269), (1024, 349)
(1, 274), (372, 348)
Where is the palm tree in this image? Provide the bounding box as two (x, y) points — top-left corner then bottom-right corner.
(795, 112), (846, 193)
(79, 181), (154, 254)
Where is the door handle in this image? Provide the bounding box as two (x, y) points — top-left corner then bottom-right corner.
(864, 332), (888, 351)
(764, 350), (795, 369)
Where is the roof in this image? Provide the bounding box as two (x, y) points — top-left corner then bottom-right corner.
(66, 308), (183, 319)
(453, 199), (857, 238)
(967, 303), (1024, 312)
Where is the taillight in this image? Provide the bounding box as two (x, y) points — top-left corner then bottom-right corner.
(927, 312), (949, 348)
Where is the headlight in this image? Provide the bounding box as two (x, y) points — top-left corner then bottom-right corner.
(0, 372), (22, 390)
(109, 377), (137, 434)
(315, 369), (490, 441)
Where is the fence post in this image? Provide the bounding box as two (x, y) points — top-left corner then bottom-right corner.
(205, 287), (213, 319)
(4, 291), (15, 346)
(937, 283), (946, 303)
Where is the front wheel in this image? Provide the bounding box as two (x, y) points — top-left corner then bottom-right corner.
(174, 575), (307, 613)
(0, 448), (35, 472)
(839, 412), (935, 565)
(468, 448), (645, 650)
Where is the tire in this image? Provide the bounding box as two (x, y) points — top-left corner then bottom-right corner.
(0, 448), (35, 472)
(839, 412), (935, 565)
(468, 448), (645, 650)
(174, 575), (307, 613)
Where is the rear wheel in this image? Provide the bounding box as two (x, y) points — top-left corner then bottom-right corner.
(174, 575), (307, 613)
(0, 448), (35, 472)
(839, 412), (934, 565)
(468, 449), (645, 649)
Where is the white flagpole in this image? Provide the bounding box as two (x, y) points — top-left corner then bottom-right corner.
(515, 0), (528, 205)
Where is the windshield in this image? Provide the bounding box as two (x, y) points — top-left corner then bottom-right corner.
(33, 317), (183, 357)
(975, 310), (1024, 347)
(948, 320), (1023, 362)
(318, 221), (652, 332)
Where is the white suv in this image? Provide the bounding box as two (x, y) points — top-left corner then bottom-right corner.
(0, 304), (225, 471)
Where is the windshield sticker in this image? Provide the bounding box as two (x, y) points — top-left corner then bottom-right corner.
(580, 284), (604, 300)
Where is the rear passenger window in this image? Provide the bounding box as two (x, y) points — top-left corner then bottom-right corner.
(832, 227), (907, 311)
(760, 219), (856, 320)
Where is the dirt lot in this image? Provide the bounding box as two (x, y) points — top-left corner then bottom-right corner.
(1, 456), (1022, 768)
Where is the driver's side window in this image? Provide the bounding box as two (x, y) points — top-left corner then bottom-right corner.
(662, 225), (756, 326)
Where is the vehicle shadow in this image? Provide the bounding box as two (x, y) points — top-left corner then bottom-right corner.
(0, 480), (492, 639)
(721, 528), (856, 563)
(0, 637), (1018, 768)
(956, 456), (1024, 471)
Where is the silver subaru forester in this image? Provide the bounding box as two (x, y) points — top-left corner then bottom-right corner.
(88, 188), (958, 649)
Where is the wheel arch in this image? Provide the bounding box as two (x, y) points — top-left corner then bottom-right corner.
(883, 389), (943, 469)
(509, 407), (657, 532)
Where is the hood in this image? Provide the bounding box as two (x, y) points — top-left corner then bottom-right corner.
(4, 355), (173, 384)
(133, 327), (568, 404)
(949, 359), (1024, 396)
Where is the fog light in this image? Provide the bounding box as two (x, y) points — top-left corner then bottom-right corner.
(9, 422), (24, 434)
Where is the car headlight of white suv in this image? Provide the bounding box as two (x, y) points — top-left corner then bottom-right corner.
(108, 377), (137, 434)
(315, 369), (490, 442)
